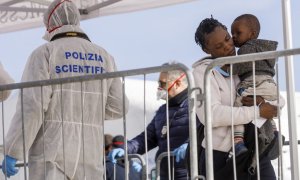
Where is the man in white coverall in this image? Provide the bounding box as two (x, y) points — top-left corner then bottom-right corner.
(0, 62), (14, 101)
(1, 0), (128, 179)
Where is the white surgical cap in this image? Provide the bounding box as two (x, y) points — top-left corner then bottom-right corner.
(43, 0), (80, 33)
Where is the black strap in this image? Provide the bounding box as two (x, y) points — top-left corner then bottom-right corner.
(50, 32), (91, 42)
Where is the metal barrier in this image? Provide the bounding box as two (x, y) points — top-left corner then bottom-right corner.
(155, 152), (175, 180)
(202, 48), (300, 180)
(109, 154), (146, 180)
(155, 152), (206, 180)
(128, 154), (147, 180)
(0, 63), (199, 180)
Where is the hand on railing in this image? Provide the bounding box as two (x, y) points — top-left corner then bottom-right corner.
(1, 155), (19, 177)
(108, 148), (124, 164)
(131, 161), (142, 173)
(173, 143), (188, 162)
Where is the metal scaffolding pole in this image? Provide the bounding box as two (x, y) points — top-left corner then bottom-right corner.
(281, 0), (299, 180)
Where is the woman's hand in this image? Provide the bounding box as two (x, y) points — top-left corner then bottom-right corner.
(241, 96), (277, 119)
(259, 102), (278, 119)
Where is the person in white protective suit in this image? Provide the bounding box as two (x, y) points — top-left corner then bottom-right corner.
(1, 0), (128, 179)
(0, 62), (14, 101)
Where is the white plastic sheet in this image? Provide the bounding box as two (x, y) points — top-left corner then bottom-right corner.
(0, 0), (196, 33)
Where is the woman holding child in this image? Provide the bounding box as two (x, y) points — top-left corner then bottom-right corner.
(192, 17), (280, 180)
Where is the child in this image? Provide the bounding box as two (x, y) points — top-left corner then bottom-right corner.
(230, 14), (278, 156)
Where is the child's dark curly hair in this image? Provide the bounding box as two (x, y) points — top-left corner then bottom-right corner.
(234, 14), (260, 38)
(195, 17), (227, 51)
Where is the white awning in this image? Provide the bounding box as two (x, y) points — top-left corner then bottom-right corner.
(0, 0), (196, 34)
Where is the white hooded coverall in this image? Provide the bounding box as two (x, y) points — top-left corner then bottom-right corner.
(0, 62), (14, 101)
(4, 0), (128, 179)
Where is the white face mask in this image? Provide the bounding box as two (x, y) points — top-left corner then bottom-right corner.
(156, 73), (186, 101)
(156, 87), (167, 100)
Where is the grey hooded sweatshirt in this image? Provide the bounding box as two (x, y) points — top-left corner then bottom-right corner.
(232, 39), (278, 81)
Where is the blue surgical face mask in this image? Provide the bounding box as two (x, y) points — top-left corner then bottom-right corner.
(214, 66), (230, 77)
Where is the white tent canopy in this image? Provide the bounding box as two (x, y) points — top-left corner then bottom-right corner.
(0, 0), (195, 34)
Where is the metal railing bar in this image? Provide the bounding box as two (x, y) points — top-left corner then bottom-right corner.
(20, 89), (28, 180)
(126, 154), (146, 166)
(122, 77), (129, 180)
(207, 48), (300, 70)
(155, 151), (175, 180)
(229, 64), (237, 180)
(143, 74), (149, 179)
(101, 80), (107, 180)
(252, 62), (261, 180)
(60, 84), (67, 180)
(40, 86), (46, 179)
(165, 75), (171, 180)
(281, 2), (298, 179)
(0, 64), (189, 91)
(128, 154), (148, 180)
(114, 154), (147, 180)
(1, 91), (8, 180)
(275, 59), (284, 180)
(80, 82), (87, 178)
(186, 71), (198, 180)
(5, 140), (299, 154)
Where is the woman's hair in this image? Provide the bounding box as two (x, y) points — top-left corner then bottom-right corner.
(195, 17), (227, 51)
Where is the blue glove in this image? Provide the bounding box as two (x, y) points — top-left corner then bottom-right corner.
(131, 161), (142, 173)
(108, 148), (124, 164)
(173, 143), (188, 162)
(2, 155), (19, 177)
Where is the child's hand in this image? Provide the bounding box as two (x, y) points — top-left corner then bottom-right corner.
(241, 96), (265, 106)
